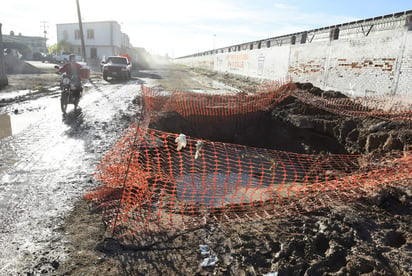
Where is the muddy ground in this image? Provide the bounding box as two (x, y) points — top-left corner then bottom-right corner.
(1, 66), (411, 275)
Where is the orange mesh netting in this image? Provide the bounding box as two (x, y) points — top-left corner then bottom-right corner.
(292, 90), (412, 121)
(85, 79), (411, 235)
(85, 127), (411, 235)
(142, 80), (412, 121)
(87, 129), (411, 235)
(142, 79), (294, 120)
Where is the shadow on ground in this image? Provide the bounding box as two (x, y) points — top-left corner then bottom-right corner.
(133, 71), (162, 79)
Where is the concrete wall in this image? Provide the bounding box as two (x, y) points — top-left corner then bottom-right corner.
(177, 11), (412, 97)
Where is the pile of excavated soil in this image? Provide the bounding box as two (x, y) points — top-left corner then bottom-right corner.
(52, 67), (411, 275)
(3, 55), (41, 74)
(273, 82), (411, 155)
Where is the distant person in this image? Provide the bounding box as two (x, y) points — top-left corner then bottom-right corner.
(58, 54), (81, 79)
(100, 56), (106, 71)
(57, 54), (82, 92)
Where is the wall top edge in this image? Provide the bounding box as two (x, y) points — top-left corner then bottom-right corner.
(177, 10), (412, 59)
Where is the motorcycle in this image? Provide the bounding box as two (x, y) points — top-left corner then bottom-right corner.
(55, 65), (83, 114)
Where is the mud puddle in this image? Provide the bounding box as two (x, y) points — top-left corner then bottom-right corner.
(0, 111), (48, 139)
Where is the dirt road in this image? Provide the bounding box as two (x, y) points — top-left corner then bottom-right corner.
(0, 66), (240, 274)
(0, 66), (411, 275)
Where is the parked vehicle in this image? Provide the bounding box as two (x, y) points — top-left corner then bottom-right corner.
(32, 52), (43, 61)
(54, 52), (82, 63)
(41, 53), (57, 63)
(101, 56), (132, 81)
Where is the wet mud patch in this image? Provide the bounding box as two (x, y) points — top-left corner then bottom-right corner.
(56, 183), (412, 275)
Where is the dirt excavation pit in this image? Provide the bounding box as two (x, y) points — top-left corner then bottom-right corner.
(54, 71), (412, 275)
(150, 110), (348, 155)
(148, 83), (411, 156)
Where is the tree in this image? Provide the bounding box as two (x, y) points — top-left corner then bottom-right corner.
(48, 40), (73, 54)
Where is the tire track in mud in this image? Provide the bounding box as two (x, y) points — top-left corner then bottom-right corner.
(0, 80), (141, 274)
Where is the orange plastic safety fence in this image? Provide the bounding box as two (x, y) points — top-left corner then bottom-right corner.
(85, 126), (411, 235)
(142, 79), (294, 120)
(292, 90), (412, 121)
(86, 79), (411, 235)
(142, 81), (411, 122)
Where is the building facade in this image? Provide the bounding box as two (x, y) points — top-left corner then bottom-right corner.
(56, 21), (133, 67)
(3, 32), (47, 59)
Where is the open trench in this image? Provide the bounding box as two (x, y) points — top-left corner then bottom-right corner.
(150, 110), (347, 155)
(133, 82), (412, 211)
(148, 82), (411, 156)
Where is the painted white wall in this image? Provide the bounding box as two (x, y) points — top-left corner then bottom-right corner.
(56, 21), (128, 60)
(177, 13), (412, 97)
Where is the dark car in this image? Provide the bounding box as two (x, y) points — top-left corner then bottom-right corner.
(41, 53), (57, 63)
(101, 56), (132, 81)
(32, 52), (43, 61)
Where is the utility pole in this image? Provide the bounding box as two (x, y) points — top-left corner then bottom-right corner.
(213, 34), (216, 51)
(76, 0), (86, 62)
(40, 21), (48, 39)
(0, 23), (8, 88)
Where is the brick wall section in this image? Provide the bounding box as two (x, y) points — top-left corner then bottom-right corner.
(396, 31), (412, 94)
(315, 29), (404, 95)
(177, 12), (412, 97)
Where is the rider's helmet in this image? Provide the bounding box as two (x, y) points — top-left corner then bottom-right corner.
(69, 54), (76, 62)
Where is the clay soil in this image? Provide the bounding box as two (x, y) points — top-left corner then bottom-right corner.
(5, 66), (411, 275)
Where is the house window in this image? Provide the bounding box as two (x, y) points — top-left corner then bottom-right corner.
(257, 41), (261, 49)
(75, 30), (81, 40)
(250, 43), (253, 50)
(87, 29), (94, 39)
(266, 40), (271, 48)
(63, 30), (68, 40)
(90, 48), (97, 58)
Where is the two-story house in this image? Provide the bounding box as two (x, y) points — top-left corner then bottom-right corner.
(56, 21), (133, 67)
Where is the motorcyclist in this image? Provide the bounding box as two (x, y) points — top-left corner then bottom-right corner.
(57, 54), (82, 93)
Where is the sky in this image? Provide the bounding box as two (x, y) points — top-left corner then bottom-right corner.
(1, 0), (411, 58)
